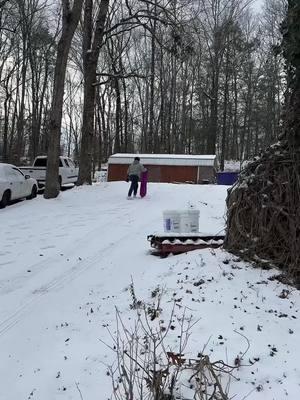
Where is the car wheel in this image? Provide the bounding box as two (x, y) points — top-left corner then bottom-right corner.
(59, 176), (62, 190)
(27, 185), (37, 200)
(0, 190), (11, 209)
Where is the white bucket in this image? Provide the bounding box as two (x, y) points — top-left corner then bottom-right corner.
(179, 210), (200, 233)
(163, 210), (181, 232)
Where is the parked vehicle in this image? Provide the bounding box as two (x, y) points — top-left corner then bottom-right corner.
(0, 163), (38, 208)
(19, 156), (78, 189)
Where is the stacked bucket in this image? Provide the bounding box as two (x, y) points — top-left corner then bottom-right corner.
(163, 209), (200, 233)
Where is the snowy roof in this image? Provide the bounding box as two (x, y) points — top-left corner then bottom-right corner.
(108, 153), (217, 167)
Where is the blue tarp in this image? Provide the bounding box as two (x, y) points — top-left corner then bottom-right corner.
(217, 172), (239, 185)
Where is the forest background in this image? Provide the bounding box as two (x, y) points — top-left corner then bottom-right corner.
(0, 0), (286, 173)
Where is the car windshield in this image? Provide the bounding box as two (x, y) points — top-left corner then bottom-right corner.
(34, 157), (63, 167)
(13, 167), (24, 177)
(34, 158), (47, 167)
(68, 159), (75, 168)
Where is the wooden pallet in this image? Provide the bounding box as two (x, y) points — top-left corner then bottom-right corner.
(148, 233), (225, 256)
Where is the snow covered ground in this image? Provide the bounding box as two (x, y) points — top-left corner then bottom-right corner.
(0, 182), (299, 400)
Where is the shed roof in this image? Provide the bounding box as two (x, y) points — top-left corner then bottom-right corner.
(108, 153), (217, 167)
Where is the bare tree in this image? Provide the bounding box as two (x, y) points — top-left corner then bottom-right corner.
(77, 0), (110, 185)
(0, 0), (287, 175)
(225, 0), (300, 282)
(44, 0), (83, 199)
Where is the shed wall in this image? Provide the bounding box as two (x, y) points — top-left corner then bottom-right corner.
(108, 164), (215, 184)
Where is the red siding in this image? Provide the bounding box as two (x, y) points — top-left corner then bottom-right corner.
(108, 163), (215, 183)
(108, 164), (128, 181)
(159, 165), (197, 183)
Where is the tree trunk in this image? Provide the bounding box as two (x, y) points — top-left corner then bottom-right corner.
(113, 76), (122, 153)
(44, 0), (84, 199)
(148, 1), (157, 153)
(77, 0), (110, 185)
(220, 55), (229, 171)
(122, 76), (129, 152)
(208, 67), (219, 155)
(15, 47), (27, 165)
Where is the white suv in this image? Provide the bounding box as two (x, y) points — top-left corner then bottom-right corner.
(0, 163), (38, 208)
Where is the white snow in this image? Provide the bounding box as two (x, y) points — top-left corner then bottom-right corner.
(108, 153), (216, 167)
(224, 160), (250, 172)
(110, 153), (216, 160)
(0, 182), (299, 400)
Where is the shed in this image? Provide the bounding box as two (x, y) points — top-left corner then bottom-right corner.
(107, 153), (217, 184)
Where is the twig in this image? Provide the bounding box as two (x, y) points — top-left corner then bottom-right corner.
(75, 382), (84, 400)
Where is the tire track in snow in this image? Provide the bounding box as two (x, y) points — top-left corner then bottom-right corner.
(0, 204), (129, 295)
(0, 192), (154, 337)
(0, 227), (132, 337)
